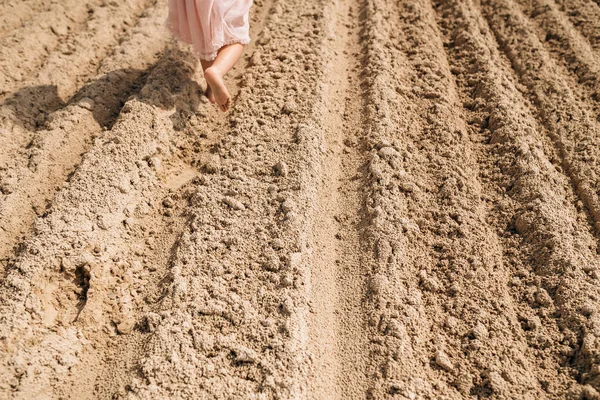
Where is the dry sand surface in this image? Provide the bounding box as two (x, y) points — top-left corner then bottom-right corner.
(1, 0), (600, 398)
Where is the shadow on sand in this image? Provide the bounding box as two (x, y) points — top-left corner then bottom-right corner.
(0, 43), (207, 135)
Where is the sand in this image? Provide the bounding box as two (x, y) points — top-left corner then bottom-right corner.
(1, 0), (600, 398)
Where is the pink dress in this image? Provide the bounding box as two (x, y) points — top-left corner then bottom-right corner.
(167, 0), (252, 61)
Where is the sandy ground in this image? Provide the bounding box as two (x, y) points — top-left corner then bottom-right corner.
(1, 0), (600, 398)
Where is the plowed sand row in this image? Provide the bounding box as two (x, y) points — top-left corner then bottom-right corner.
(514, 0), (600, 122)
(555, 0), (600, 51)
(481, 0), (600, 232)
(439, 0), (600, 395)
(0, 0), (158, 167)
(361, 0), (546, 395)
(2, 0), (600, 398)
(0, 2), (169, 275)
(0, 0), (53, 40)
(0, 0), (105, 97)
(123, 0), (334, 396)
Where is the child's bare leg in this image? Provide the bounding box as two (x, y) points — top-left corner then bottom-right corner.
(204, 43), (244, 112)
(200, 59), (215, 103)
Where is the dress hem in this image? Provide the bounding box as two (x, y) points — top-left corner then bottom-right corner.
(166, 21), (251, 61)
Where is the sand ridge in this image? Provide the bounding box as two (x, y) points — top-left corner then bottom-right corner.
(1, 0), (600, 398)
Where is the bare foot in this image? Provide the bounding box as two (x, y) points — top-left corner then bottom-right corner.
(205, 85), (215, 103)
(204, 67), (231, 112)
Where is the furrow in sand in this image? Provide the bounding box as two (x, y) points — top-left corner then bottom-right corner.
(0, 0), (310, 397)
(33, 0), (157, 101)
(55, 44), (206, 399)
(553, 0), (600, 51)
(0, 0), (155, 117)
(169, 0), (281, 155)
(360, 0), (566, 397)
(114, 0), (369, 397)
(0, 44), (195, 396)
(0, 0), (160, 190)
(0, 0), (105, 98)
(4, 0), (600, 397)
(480, 0), (600, 233)
(513, 0), (600, 121)
(0, 0), (54, 40)
(86, 0), (279, 395)
(306, 0), (370, 398)
(436, 0), (600, 396)
(0, 2), (170, 275)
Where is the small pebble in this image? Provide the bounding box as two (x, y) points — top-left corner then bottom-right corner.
(368, 274), (389, 296)
(471, 322), (489, 340)
(148, 157), (162, 170)
(274, 161), (289, 177)
(223, 196), (245, 211)
(142, 312), (161, 333)
(378, 146), (399, 158)
(51, 23), (68, 36)
(535, 288), (553, 307)
(281, 275), (293, 287)
(271, 238), (284, 250)
(281, 199), (296, 213)
(375, 139), (392, 149)
(445, 316), (458, 330)
(202, 154), (220, 174)
(248, 51), (262, 67)
(581, 303), (595, 316)
(233, 345), (258, 363)
(435, 350), (453, 372)
(282, 101), (298, 114)
(399, 182), (417, 193)
(77, 97), (95, 111)
(262, 252), (280, 271)
(281, 297), (294, 315)
(514, 212), (533, 234)
(116, 318), (135, 335)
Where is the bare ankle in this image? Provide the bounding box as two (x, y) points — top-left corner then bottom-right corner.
(205, 66), (223, 79)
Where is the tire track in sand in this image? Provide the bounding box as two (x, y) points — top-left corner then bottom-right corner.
(306, 0), (370, 397)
